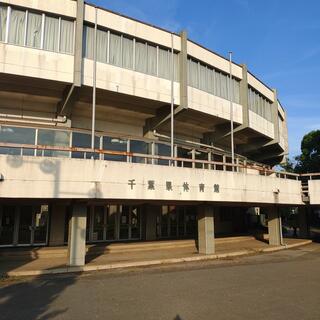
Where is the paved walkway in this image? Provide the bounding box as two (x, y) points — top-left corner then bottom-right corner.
(0, 237), (311, 277)
(2, 243), (319, 320)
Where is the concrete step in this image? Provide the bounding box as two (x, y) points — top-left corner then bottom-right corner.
(0, 236), (257, 260)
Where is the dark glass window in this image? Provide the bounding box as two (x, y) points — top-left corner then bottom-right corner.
(195, 150), (209, 169)
(103, 137), (127, 162)
(0, 126), (35, 155)
(155, 143), (171, 166)
(72, 132), (100, 159)
(130, 140), (149, 163)
(177, 147), (192, 168)
(37, 129), (70, 157)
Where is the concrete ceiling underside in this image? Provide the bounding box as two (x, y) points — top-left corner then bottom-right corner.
(0, 74), (67, 98)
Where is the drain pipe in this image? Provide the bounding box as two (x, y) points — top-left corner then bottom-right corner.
(0, 113), (67, 124)
(91, 7), (97, 150)
(58, 84), (75, 116)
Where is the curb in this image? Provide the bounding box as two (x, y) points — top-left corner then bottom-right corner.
(0, 236), (256, 260)
(4, 240), (312, 278)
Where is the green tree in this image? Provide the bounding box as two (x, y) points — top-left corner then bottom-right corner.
(280, 158), (295, 173)
(295, 130), (320, 173)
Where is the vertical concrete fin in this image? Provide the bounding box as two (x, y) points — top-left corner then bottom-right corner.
(74, 0), (84, 87)
(240, 64), (249, 127)
(272, 89), (280, 142)
(179, 30), (188, 109)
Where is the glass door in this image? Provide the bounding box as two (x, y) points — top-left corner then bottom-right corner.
(130, 206), (141, 239)
(33, 205), (49, 244)
(185, 207), (197, 237)
(87, 204), (142, 242)
(169, 206), (178, 237)
(92, 206), (105, 241)
(178, 207), (186, 237)
(106, 205), (117, 240)
(0, 206), (16, 246)
(0, 204), (49, 247)
(119, 206), (130, 240)
(161, 206), (169, 238)
(18, 206), (33, 245)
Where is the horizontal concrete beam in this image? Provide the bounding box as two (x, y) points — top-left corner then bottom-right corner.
(0, 155), (304, 205)
(143, 104), (186, 135)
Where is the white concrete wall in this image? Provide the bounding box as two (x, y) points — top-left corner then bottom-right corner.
(309, 180), (320, 205)
(2, 0), (276, 106)
(249, 110), (275, 139)
(0, 43), (74, 83)
(0, 0), (288, 147)
(2, 0), (76, 18)
(83, 59), (180, 105)
(0, 155), (303, 205)
(188, 87), (243, 123)
(84, 4), (181, 52)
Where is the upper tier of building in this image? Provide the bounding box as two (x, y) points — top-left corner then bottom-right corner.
(0, 0), (288, 165)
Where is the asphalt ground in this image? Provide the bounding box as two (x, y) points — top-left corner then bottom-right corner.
(1, 243), (320, 320)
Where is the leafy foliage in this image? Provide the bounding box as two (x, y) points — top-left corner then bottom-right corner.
(281, 130), (320, 173)
(295, 130), (320, 173)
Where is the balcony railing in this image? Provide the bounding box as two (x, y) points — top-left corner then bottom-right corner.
(299, 173), (320, 203)
(0, 142), (300, 180)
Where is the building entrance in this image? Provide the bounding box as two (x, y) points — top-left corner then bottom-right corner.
(0, 204), (49, 247)
(156, 206), (197, 239)
(65, 204), (142, 243)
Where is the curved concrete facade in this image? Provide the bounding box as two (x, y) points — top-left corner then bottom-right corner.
(0, 0), (287, 165)
(0, 1), (318, 264)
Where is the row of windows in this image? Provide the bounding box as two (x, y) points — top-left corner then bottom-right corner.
(157, 206), (197, 239)
(0, 5), (74, 54)
(0, 125), (233, 169)
(83, 25), (180, 81)
(0, 5), (273, 111)
(248, 87), (273, 122)
(187, 58), (240, 104)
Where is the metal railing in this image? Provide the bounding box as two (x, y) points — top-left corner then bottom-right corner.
(0, 141), (301, 179)
(299, 173), (320, 202)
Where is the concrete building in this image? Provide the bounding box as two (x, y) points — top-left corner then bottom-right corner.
(0, 0), (319, 266)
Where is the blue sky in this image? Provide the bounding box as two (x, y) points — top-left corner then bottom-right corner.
(91, 0), (320, 158)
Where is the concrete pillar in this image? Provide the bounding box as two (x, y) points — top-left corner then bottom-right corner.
(267, 207), (283, 246)
(179, 30), (188, 109)
(240, 64), (249, 128)
(197, 205), (215, 254)
(49, 204), (67, 246)
(271, 89), (280, 143)
(145, 205), (158, 241)
(298, 207), (309, 238)
(74, 0), (84, 87)
(67, 204), (87, 266)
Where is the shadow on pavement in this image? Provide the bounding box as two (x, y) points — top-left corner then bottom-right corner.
(0, 274), (77, 320)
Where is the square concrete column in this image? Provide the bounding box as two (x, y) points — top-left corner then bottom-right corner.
(197, 205), (215, 254)
(267, 207), (283, 246)
(67, 204), (87, 266)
